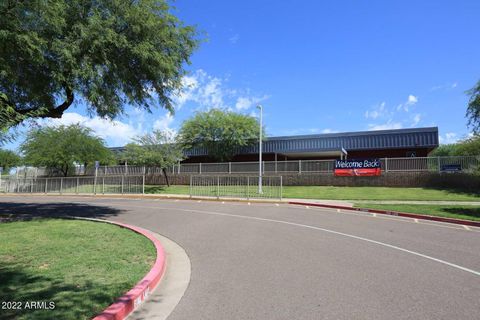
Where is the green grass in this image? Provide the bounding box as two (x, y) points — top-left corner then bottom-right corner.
(0, 219), (156, 320)
(281, 186), (480, 201)
(145, 185), (480, 201)
(353, 203), (480, 221)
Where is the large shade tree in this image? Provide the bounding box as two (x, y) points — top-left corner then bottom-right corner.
(467, 81), (480, 133)
(178, 109), (262, 161)
(122, 130), (183, 186)
(0, 148), (21, 172)
(0, 0), (198, 129)
(21, 124), (113, 176)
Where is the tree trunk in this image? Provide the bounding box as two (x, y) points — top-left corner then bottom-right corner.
(162, 168), (170, 187)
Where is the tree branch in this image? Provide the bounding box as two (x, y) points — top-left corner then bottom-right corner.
(16, 85), (74, 119)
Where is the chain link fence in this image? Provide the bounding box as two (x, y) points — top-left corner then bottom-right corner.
(189, 175), (283, 200)
(0, 176), (144, 194)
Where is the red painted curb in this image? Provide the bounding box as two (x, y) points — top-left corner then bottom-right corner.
(92, 221), (166, 320)
(288, 201), (480, 228)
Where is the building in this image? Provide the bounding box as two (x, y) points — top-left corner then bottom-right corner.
(111, 127), (439, 163)
(182, 127), (439, 162)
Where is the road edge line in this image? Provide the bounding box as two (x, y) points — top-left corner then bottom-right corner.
(288, 201), (480, 228)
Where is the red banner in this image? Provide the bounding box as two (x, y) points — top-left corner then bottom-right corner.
(334, 159), (381, 177)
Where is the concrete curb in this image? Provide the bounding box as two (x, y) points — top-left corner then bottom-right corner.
(83, 219), (167, 320)
(288, 201), (480, 228)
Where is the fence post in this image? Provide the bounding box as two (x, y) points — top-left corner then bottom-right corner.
(60, 178), (63, 194)
(102, 177), (105, 194)
(437, 157), (441, 173)
(178, 162), (181, 174)
(76, 177), (79, 194)
(280, 176), (283, 200)
(121, 175), (124, 194)
(385, 158), (388, 173)
(299, 160), (302, 174)
(189, 175), (193, 198)
(247, 176), (250, 200)
(216, 176), (220, 199)
(142, 175), (145, 195)
(31, 179), (34, 193)
(45, 179), (48, 194)
(199, 163), (202, 174)
(229, 162), (232, 174)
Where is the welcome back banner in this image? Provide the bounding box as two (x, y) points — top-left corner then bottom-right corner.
(334, 159), (381, 176)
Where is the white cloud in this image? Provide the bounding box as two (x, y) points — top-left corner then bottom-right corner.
(321, 129), (338, 134)
(153, 113), (176, 136)
(407, 95), (418, 105)
(37, 112), (142, 146)
(229, 34), (240, 44)
(368, 121), (403, 131)
(431, 82), (458, 91)
(397, 94), (418, 112)
(364, 102), (387, 119)
(439, 132), (459, 144)
(235, 95), (269, 111)
(411, 113), (421, 126)
(172, 69), (269, 112)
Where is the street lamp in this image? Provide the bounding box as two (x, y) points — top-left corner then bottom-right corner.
(257, 104), (263, 194)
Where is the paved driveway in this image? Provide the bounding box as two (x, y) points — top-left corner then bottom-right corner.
(1, 195), (479, 320)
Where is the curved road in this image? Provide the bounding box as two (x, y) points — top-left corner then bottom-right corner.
(1, 195), (480, 320)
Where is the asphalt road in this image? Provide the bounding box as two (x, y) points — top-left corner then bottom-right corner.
(1, 195), (480, 320)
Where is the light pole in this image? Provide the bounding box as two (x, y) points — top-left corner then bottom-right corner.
(257, 105), (263, 194)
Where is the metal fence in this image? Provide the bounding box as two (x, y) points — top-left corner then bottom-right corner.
(10, 156), (480, 178)
(0, 175), (145, 194)
(189, 175), (283, 200)
(175, 156), (480, 175)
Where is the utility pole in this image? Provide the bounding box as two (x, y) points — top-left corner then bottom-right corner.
(257, 105), (263, 194)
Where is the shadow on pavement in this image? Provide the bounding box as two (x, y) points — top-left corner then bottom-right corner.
(0, 201), (122, 223)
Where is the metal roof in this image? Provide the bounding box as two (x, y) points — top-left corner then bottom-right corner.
(183, 127), (439, 156)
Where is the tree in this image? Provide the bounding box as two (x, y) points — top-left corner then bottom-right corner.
(467, 81), (480, 133)
(21, 124), (113, 176)
(178, 109), (262, 161)
(456, 135), (480, 156)
(0, 0), (198, 129)
(0, 149), (21, 172)
(430, 144), (460, 157)
(123, 130), (183, 186)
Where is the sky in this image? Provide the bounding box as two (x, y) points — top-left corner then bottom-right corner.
(5, 0), (480, 150)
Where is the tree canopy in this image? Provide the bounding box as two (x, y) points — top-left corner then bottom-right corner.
(123, 130), (183, 186)
(21, 124), (113, 176)
(467, 81), (480, 133)
(178, 109), (262, 161)
(0, 148), (21, 172)
(430, 135), (480, 156)
(123, 130), (183, 167)
(0, 0), (198, 129)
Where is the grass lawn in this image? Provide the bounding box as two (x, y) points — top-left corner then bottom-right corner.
(145, 185), (480, 201)
(353, 203), (480, 222)
(0, 219), (155, 320)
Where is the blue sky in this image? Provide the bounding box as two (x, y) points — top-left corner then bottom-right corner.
(5, 0), (480, 149)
